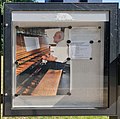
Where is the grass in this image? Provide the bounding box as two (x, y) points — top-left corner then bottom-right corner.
(1, 116), (109, 119)
(1, 56), (109, 119)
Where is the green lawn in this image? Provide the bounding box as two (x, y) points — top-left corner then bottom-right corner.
(1, 56), (109, 119)
(1, 116), (109, 119)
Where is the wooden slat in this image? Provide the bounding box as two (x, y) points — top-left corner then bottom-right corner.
(16, 47), (49, 60)
(16, 48), (50, 75)
(16, 61), (35, 75)
(32, 70), (62, 96)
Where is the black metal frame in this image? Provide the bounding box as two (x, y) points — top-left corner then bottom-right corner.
(117, 9), (120, 118)
(3, 3), (119, 116)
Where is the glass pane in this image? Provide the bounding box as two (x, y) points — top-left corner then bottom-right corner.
(13, 11), (108, 108)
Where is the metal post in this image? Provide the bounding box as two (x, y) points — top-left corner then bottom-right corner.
(0, 8), (1, 104)
(109, 116), (120, 119)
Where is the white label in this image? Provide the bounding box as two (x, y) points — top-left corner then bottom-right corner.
(56, 13), (73, 21)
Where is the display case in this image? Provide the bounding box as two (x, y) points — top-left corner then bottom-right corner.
(3, 3), (119, 116)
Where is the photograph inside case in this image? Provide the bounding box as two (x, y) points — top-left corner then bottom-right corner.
(16, 27), (70, 96)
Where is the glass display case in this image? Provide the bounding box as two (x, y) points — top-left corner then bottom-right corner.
(3, 3), (118, 116)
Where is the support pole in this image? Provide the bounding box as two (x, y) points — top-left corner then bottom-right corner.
(109, 116), (120, 119)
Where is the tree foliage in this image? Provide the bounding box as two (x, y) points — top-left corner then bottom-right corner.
(6, 0), (35, 2)
(0, 0), (36, 55)
(12, 0), (35, 2)
(14, 0), (35, 2)
(0, 0), (36, 14)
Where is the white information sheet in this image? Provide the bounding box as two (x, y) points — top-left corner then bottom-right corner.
(69, 41), (92, 59)
(69, 27), (96, 59)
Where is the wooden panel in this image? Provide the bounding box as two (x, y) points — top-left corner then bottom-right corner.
(32, 70), (62, 96)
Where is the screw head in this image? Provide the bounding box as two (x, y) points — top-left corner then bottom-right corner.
(89, 40), (94, 44)
(5, 23), (8, 27)
(15, 26), (19, 29)
(67, 57), (71, 61)
(67, 92), (71, 96)
(98, 26), (101, 29)
(90, 57), (93, 60)
(68, 26), (72, 29)
(5, 93), (8, 96)
(98, 40), (101, 43)
(67, 40), (71, 44)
